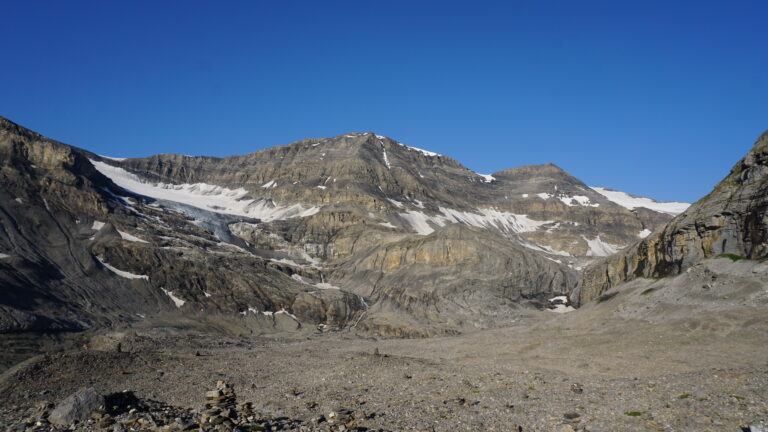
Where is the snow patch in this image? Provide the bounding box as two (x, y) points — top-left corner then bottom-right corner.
(91, 221), (105, 231)
(638, 229), (652, 239)
(97, 257), (149, 280)
(399, 211), (446, 235)
(100, 155), (126, 161)
(547, 296), (574, 313)
(14, 198), (23, 204)
(559, 195), (599, 207)
(161, 288), (186, 308)
(399, 207), (550, 236)
(583, 235), (622, 257)
(396, 142), (440, 157)
(379, 221), (397, 229)
(477, 173), (495, 183)
(261, 180), (277, 189)
(520, 241), (572, 257)
(118, 230), (148, 243)
(591, 187), (689, 215)
(382, 148), (391, 168)
(439, 207), (551, 235)
(548, 304), (576, 313)
(0, 253), (10, 259)
(536, 193), (552, 200)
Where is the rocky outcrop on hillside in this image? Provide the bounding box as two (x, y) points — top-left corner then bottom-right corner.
(332, 224), (578, 337)
(580, 131), (768, 304)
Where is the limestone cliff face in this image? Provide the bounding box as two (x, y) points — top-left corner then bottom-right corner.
(331, 224), (579, 337)
(100, 133), (674, 260)
(0, 117), (365, 332)
(0, 116), (682, 337)
(580, 131), (768, 304)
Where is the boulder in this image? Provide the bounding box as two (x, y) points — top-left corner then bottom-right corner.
(49, 387), (104, 425)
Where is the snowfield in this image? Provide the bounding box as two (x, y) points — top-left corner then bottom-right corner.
(399, 207), (552, 236)
(591, 187), (689, 215)
(91, 160), (319, 222)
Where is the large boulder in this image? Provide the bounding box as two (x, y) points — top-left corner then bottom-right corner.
(49, 387), (104, 426)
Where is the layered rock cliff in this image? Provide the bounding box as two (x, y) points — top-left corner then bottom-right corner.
(0, 116), (687, 336)
(580, 131), (768, 304)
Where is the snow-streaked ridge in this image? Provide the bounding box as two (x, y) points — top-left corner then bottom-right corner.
(91, 160), (319, 222)
(591, 187), (689, 215)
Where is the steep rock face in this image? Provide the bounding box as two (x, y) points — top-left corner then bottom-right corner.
(98, 133), (678, 262)
(0, 118), (364, 332)
(0, 116), (685, 337)
(332, 224), (579, 337)
(580, 131), (768, 304)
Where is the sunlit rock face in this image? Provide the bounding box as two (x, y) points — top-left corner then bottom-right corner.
(0, 117), (682, 336)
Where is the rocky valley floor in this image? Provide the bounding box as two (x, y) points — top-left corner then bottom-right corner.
(1, 296), (767, 432)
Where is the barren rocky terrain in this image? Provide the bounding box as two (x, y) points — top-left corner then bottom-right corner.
(2, 269), (767, 432)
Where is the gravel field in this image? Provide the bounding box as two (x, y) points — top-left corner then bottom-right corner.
(2, 299), (767, 432)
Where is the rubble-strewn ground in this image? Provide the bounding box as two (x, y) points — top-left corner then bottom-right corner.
(2, 295), (767, 432)
(2, 259), (767, 431)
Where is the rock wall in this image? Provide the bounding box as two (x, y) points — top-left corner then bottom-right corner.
(580, 131), (768, 304)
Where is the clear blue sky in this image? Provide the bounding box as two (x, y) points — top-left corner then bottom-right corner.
(1, 1), (766, 202)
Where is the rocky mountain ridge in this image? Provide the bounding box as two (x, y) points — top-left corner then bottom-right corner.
(0, 116), (687, 337)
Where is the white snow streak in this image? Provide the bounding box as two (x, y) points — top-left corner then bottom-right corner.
(161, 288), (186, 308)
(591, 187), (689, 215)
(97, 257), (149, 280)
(382, 148), (391, 168)
(118, 230), (148, 243)
(399, 207), (551, 236)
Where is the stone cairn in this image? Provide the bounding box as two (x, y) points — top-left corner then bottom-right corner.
(201, 381), (238, 426)
(205, 381), (237, 411)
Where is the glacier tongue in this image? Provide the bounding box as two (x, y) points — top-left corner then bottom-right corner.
(91, 159), (319, 222)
